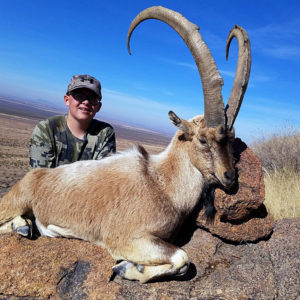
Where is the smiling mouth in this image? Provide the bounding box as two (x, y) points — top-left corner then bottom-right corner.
(79, 107), (91, 113)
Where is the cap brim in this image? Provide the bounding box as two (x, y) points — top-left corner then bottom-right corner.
(68, 85), (101, 97)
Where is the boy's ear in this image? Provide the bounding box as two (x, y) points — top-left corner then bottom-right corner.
(64, 94), (70, 107)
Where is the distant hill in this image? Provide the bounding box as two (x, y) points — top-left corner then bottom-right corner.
(0, 96), (66, 120)
(0, 96), (171, 146)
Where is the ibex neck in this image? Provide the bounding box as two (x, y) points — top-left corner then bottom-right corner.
(150, 136), (204, 212)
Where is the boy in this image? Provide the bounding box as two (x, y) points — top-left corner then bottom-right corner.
(30, 74), (116, 168)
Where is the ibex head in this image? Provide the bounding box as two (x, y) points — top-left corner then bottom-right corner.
(127, 6), (251, 189)
(168, 112), (236, 188)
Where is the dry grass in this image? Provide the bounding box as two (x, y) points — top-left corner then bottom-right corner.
(252, 127), (300, 219)
(252, 126), (300, 172)
(263, 168), (300, 219)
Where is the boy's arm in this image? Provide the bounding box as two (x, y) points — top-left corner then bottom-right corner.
(96, 126), (116, 159)
(29, 121), (56, 169)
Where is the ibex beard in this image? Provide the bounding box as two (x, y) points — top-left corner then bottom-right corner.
(0, 5), (251, 283)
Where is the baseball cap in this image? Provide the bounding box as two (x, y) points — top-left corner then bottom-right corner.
(67, 75), (102, 100)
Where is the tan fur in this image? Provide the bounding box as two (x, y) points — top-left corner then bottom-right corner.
(0, 115), (235, 282)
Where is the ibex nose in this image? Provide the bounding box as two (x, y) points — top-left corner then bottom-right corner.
(224, 170), (235, 184)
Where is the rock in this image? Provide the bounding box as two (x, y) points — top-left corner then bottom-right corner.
(197, 207), (274, 242)
(215, 138), (266, 221)
(0, 235), (118, 299)
(0, 218), (299, 299)
(197, 138), (273, 242)
(186, 229), (277, 300)
(267, 218), (300, 300)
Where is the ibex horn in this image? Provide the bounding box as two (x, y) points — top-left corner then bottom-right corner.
(127, 6), (251, 130)
(127, 6), (225, 128)
(225, 25), (251, 130)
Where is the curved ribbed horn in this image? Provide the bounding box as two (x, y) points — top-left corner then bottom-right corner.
(127, 6), (225, 128)
(225, 25), (251, 130)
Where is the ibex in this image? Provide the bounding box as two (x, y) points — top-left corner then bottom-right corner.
(0, 6), (251, 283)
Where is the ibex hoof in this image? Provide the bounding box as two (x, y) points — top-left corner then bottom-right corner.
(135, 263), (144, 273)
(16, 225), (32, 237)
(112, 261), (134, 276)
(113, 261), (145, 277)
(177, 262), (189, 275)
(11, 216), (33, 238)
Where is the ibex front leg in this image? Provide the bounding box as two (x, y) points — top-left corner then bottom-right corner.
(111, 235), (189, 283)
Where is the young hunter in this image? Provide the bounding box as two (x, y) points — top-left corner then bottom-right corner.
(30, 74), (116, 168)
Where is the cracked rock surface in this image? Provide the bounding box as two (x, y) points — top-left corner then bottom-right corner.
(0, 218), (299, 299)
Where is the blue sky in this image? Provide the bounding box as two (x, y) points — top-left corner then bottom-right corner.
(0, 0), (299, 142)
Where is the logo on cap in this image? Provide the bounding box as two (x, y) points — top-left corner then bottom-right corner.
(67, 75), (102, 100)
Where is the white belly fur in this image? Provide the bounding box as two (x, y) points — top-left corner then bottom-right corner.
(35, 219), (78, 238)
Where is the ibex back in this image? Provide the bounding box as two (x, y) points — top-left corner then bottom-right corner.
(0, 6), (251, 283)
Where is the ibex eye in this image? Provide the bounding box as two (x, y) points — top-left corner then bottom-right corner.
(199, 138), (207, 145)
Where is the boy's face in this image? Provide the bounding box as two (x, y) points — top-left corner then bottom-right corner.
(64, 88), (101, 122)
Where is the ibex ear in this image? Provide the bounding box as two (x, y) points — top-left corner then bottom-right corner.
(168, 111), (192, 140)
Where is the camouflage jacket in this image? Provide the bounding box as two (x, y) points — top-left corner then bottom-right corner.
(29, 115), (116, 169)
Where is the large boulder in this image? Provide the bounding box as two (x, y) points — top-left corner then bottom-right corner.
(197, 138), (274, 242)
(0, 218), (299, 299)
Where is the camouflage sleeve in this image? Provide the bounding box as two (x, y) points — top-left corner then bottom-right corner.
(96, 126), (116, 159)
(29, 120), (56, 169)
